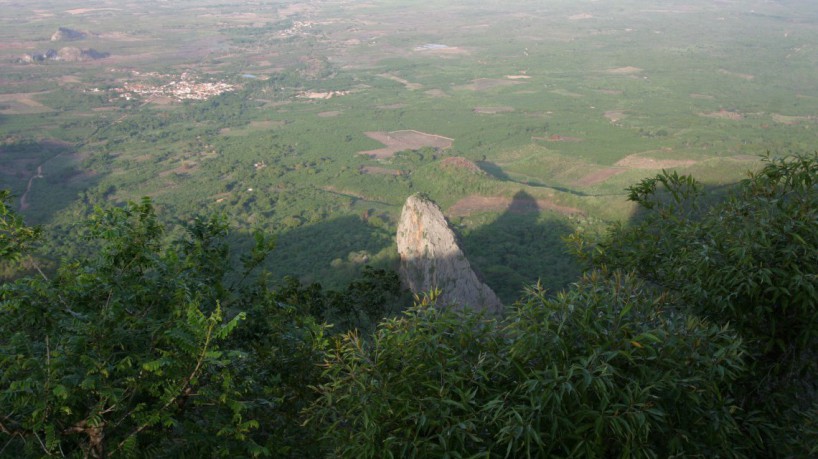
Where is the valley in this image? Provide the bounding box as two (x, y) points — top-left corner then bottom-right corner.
(2, 0), (818, 300)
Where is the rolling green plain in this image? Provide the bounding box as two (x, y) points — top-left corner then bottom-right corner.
(2, 0), (818, 300)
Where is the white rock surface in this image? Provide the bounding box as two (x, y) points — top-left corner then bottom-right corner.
(397, 194), (502, 313)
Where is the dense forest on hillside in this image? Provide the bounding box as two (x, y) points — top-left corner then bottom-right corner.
(1, 154), (816, 457)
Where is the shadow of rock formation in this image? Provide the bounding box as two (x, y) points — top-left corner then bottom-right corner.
(457, 190), (581, 304)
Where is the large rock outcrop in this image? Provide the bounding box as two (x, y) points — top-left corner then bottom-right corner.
(397, 193), (502, 313)
(17, 47), (108, 64)
(51, 27), (88, 42)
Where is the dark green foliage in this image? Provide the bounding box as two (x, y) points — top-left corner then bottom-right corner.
(272, 265), (405, 333)
(0, 190), (41, 263)
(0, 197), (327, 457)
(222, 279), (329, 458)
(577, 154), (818, 365)
(570, 153), (818, 455)
(459, 207), (581, 303)
(308, 272), (752, 458)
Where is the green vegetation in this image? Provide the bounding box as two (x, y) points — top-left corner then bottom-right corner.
(310, 274), (750, 458)
(572, 154), (818, 455)
(2, 0), (818, 456)
(0, 196), (400, 457)
(3, 155), (817, 457)
(4, 0), (818, 299)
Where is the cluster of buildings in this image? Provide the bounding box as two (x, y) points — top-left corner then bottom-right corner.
(278, 21), (315, 39)
(112, 72), (235, 102)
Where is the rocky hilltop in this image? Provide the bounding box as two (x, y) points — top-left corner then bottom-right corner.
(397, 193), (502, 313)
(18, 47), (109, 64)
(51, 27), (88, 41)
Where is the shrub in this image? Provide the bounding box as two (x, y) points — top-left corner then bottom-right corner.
(569, 153), (818, 455)
(308, 272), (753, 458)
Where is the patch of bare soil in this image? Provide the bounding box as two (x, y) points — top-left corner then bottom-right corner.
(414, 46), (469, 56)
(298, 90), (350, 100)
(550, 89), (584, 98)
(378, 73), (423, 90)
(771, 113), (815, 125)
(132, 153), (154, 163)
(97, 32), (147, 42)
(31, 9), (54, 18)
(360, 166), (402, 176)
(699, 109), (743, 120)
(730, 155), (759, 162)
(0, 92), (54, 115)
(424, 89), (448, 98)
(690, 93), (715, 100)
(447, 195), (584, 217)
(474, 106), (514, 114)
(147, 96), (176, 106)
(456, 78), (521, 91)
(318, 111), (341, 118)
(439, 157), (482, 173)
(569, 13), (594, 20)
(506, 75), (531, 80)
(211, 192), (231, 203)
(249, 120), (287, 128)
(0, 41), (36, 50)
(615, 153), (697, 169)
(606, 66), (642, 74)
(359, 130), (453, 159)
(718, 69), (754, 80)
(58, 75), (82, 84)
(575, 167), (627, 186)
(66, 8), (121, 15)
(597, 89), (623, 95)
(604, 110), (626, 123)
(533, 134), (583, 142)
(159, 162), (199, 177)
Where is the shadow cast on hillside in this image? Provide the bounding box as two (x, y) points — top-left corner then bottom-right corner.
(229, 214), (397, 291)
(456, 190), (581, 304)
(477, 160), (600, 197)
(0, 139), (99, 226)
(626, 179), (739, 225)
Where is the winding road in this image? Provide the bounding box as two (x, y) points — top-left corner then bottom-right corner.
(18, 165), (42, 211)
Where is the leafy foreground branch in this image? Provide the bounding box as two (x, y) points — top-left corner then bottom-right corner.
(0, 198), (329, 457)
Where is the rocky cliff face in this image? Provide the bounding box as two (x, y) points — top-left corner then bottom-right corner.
(397, 193), (502, 313)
